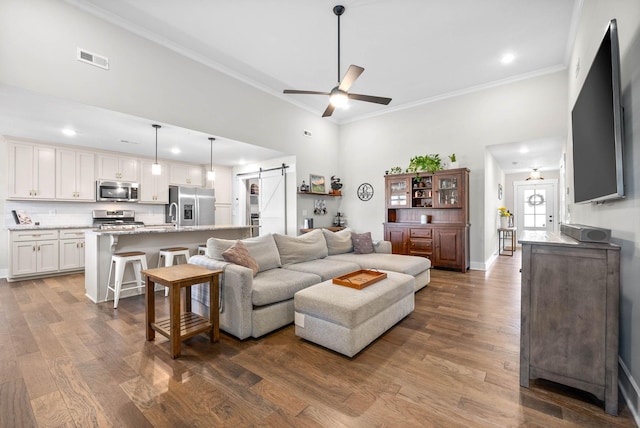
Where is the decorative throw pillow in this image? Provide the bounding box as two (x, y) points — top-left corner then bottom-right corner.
(273, 229), (328, 265)
(322, 228), (353, 255)
(221, 240), (259, 276)
(351, 231), (374, 254)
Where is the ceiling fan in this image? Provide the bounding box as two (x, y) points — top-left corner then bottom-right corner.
(283, 5), (392, 118)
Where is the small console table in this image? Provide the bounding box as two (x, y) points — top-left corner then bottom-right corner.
(143, 264), (222, 358)
(498, 227), (517, 256)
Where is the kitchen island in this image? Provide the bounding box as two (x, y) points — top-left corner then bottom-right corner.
(85, 225), (254, 304)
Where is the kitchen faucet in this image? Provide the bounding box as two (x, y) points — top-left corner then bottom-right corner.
(169, 202), (178, 224)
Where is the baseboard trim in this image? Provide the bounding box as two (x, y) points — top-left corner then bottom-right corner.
(471, 252), (498, 271)
(0, 268), (7, 279)
(619, 358), (640, 425)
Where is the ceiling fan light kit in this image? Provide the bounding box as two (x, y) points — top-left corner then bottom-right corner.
(283, 5), (391, 117)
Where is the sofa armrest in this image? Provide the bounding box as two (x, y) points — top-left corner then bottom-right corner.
(374, 240), (392, 254)
(188, 255), (255, 340)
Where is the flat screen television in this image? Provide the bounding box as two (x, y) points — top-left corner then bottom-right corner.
(571, 19), (625, 204)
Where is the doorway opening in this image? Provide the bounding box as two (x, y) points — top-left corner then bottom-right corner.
(513, 179), (558, 234)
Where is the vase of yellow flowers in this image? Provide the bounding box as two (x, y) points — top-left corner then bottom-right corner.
(498, 207), (511, 229)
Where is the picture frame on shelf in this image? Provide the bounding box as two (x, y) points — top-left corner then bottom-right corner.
(309, 174), (326, 193)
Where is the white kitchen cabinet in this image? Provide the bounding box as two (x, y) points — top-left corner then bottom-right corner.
(169, 163), (203, 187)
(7, 141), (56, 199)
(56, 149), (95, 200)
(215, 204), (233, 225)
(211, 166), (233, 204)
(58, 229), (89, 271)
(10, 230), (59, 277)
(139, 159), (169, 203)
(97, 154), (139, 181)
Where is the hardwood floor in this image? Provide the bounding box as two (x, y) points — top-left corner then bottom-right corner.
(0, 254), (636, 427)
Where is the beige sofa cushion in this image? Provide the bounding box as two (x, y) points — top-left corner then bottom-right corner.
(207, 234), (282, 273)
(322, 228), (353, 255)
(273, 229), (328, 265)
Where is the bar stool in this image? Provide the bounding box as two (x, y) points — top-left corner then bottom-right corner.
(157, 247), (192, 296)
(105, 251), (148, 309)
(197, 244), (207, 255)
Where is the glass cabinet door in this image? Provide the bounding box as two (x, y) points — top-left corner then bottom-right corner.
(386, 177), (411, 208)
(434, 173), (461, 208)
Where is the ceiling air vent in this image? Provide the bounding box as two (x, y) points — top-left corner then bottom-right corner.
(77, 48), (109, 70)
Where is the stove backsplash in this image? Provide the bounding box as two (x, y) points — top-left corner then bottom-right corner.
(4, 201), (166, 227)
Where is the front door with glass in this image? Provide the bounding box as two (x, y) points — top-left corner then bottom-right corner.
(515, 182), (556, 233)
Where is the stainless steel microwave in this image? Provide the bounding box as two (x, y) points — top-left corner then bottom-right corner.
(96, 180), (139, 202)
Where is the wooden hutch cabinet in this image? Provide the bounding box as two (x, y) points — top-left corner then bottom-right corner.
(384, 168), (470, 272)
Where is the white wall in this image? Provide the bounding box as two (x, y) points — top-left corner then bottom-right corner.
(566, 0), (640, 416)
(484, 151), (504, 269)
(338, 71), (568, 267)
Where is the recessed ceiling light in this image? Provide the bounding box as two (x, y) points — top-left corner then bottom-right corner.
(519, 147), (529, 154)
(171, 147), (181, 154)
(61, 128), (76, 137)
(501, 53), (516, 65)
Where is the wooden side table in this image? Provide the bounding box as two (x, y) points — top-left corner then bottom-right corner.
(142, 264), (222, 358)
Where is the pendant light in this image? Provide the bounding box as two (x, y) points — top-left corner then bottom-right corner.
(207, 137), (216, 181)
(151, 124), (162, 175)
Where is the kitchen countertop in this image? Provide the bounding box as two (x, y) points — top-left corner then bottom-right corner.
(7, 224), (257, 234)
(6, 224), (93, 231)
(87, 224), (256, 236)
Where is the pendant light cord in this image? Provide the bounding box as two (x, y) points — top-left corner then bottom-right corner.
(152, 124), (161, 163)
(209, 137), (215, 171)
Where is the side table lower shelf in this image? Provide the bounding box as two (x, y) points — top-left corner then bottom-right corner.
(151, 312), (213, 342)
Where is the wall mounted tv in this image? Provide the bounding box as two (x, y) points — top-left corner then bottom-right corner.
(571, 19), (625, 204)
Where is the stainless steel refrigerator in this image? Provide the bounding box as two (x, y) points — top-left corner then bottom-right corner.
(166, 186), (215, 227)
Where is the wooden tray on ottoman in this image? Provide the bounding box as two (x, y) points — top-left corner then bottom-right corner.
(332, 270), (387, 290)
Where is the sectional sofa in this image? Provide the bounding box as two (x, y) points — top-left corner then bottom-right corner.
(188, 228), (430, 340)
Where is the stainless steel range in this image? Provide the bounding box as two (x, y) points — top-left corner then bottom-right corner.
(92, 209), (145, 230)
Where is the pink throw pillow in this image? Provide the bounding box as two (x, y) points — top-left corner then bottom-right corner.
(222, 240), (259, 276)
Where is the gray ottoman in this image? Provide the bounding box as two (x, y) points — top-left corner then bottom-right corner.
(294, 270), (415, 357)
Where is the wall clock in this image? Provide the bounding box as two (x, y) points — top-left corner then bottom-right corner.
(357, 183), (374, 201)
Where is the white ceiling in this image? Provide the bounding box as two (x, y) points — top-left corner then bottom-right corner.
(1, 0), (579, 170)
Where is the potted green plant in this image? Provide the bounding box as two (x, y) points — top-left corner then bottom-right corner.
(448, 153), (459, 169)
(406, 154), (442, 174)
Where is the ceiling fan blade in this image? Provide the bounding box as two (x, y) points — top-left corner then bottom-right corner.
(348, 93), (392, 105)
(283, 90), (331, 95)
(338, 65), (364, 92)
(322, 104), (335, 117)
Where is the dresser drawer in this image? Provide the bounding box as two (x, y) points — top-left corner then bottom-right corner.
(410, 228), (432, 239)
(409, 238), (432, 254)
